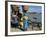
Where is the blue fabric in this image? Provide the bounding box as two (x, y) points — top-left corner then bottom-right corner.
(15, 22), (19, 27)
(23, 19), (28, 29)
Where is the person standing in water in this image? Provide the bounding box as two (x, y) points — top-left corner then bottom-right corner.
(11, 5), (22, 28)
(22, 5), (29, 31)
(11, 5), (19, 27)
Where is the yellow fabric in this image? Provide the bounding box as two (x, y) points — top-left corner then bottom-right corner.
(20, 22), (23, 28)
(23, 16), (28, 20)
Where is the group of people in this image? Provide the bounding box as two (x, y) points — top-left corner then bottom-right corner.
(11, 5), (29, 31)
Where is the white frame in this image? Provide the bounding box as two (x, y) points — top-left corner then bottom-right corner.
(6, 1), (45, 35)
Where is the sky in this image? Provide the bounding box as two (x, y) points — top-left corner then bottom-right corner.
(28, 5), (42, 13)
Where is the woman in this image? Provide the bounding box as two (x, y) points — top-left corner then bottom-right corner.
(21, 5), (29, 31)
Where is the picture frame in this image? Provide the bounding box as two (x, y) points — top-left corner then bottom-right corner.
(5, 1), (45, 36)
